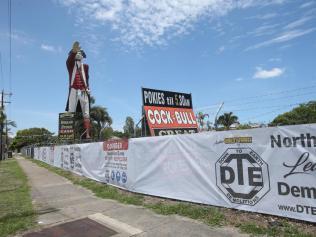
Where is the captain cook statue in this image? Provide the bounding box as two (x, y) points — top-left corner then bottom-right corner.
(65, 41), (91, 139)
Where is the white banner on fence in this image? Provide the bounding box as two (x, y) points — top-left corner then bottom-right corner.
(129, 124), (316, 223)
(27, 124), (316, 223)
(103, 139), (129, 189)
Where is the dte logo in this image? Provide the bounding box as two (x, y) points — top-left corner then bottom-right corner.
(215, 148), (270, 206)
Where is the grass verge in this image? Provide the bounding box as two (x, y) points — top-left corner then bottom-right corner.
(238, 221), (313, 237)
(30, 159), (314, 237)
(0, 159), (36, 237)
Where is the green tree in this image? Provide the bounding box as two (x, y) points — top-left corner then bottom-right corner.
(112, 130), (126, 138)
(90, 106), (112, 140)
(236, 124), (252, 130)
(123, 116), (135, 138)
(5, 120), (17, 130)
(0, 111), (17, 152)
(134, 126), (142, 137)
(10, 128), (53, 151)
(270, 101), (316, 126)
(0, 111), (16, 130)
(216, 112), (238, 130)
(100, 127), (114, 140)
(0, 110), (5, 124)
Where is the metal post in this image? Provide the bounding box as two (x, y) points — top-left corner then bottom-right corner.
(214, 102), (224, 130)
(135, 115), (144, 137)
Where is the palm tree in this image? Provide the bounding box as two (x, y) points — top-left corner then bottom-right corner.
(0, 111), (16, 134)
(0, 111), (16, 154)
(216, 112), (238, 130)
(196, 112), (209, 131)
(90, 106), (112, 140)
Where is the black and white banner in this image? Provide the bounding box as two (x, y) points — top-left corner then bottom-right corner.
(30, 124), (316, 223)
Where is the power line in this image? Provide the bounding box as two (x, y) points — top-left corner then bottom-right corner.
(6, 0), (12, 123)
(197, 95), (313, 115)
(241, 107), (294, 122)
(223, 98), (314, 112)
(195, 104), (222, 111)
(8, 0), (12, 94)
(197, 84), (316, 110)
(224, 91), (316, 109)
(224, 84), (316, 104)
(0, 52), (4, 89)
(240, 103), (316, 123)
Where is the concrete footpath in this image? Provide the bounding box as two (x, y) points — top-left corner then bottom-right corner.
(16, 156), (248, 237)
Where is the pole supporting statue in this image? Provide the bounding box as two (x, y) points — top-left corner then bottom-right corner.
(65, 41), (91, 139)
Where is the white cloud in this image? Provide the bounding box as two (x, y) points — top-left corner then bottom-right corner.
(40, 44), (62, 53)
(58, 0), (286, 47)
(278, 44), (292, 50)
(249, 23), (279, 37)
(300, 1), (314, 8)
(235, 77), (244, 81)
(269, 57), (281, 62)
(247, 12), (278, 20)
(253, 67), (284, 79)
(246, 28), (316, 50)
(284, 16), (313, 30)
(0, 30), (34, 45)
(217, 46), (225, 54)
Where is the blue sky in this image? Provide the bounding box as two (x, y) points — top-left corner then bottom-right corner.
(0, 0), (315, 136)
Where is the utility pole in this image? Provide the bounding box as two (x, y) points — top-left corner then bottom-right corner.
(0, 90), (12, 161)
(0, 91), (3, 160)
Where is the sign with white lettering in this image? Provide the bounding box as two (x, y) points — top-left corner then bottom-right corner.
(142, 88), (198, 136)
(142, 87), (192, 108)
(59, 112), (75, 140)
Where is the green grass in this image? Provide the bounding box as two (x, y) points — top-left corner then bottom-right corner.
(145, 202), (225, 226)
(238, 221), (313, 237)
(73, 179), (144, 206)
(0, 159), (36, 237)
(30, 159), (313, 236)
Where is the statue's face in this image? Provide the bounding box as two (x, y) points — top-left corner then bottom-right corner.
(75, 51), (83, 61)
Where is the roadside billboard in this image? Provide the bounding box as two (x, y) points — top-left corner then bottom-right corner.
(142, 88), (198, 136)
(58, 112), (75, 140)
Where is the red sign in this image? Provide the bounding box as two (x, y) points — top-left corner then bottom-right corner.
(103, 139), (129, 151)
(144, 106), (198, 136)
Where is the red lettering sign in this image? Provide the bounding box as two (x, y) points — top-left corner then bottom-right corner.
(144, 106), (198, 136)
(103, 139), (129, 151)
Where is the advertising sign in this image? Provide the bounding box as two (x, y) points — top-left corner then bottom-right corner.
(142, 88), (198, 136)
(142, 87), (193, 108)
(129, 124), (316, 223)
(58, 112), (75, 140)
(60, 146), (70, 170)
(29, 124), (316, 223)
(144, 106), (198, 136)
(103, 139), (129, 188)
(60, 145), (82, 175)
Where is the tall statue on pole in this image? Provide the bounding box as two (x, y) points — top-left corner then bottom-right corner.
(65, 41), (91, 139)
